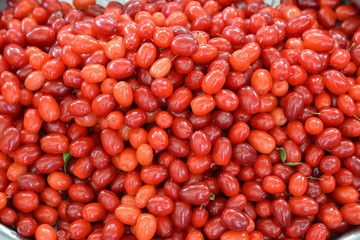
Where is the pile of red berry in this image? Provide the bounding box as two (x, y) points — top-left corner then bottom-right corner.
(0, 0), (360, 239)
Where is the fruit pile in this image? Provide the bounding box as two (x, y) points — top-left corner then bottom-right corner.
(0, 0), (360, 239)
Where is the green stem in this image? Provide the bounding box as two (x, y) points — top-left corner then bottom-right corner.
(311, 112), (321, 115)
(308, 176), (323, 181)
(107, 118), (115, 123)
(348, 42), (356, 52)
(66, 116), (74, 121)
(170, 55), (178, 62)
(221, 63), (229, 73)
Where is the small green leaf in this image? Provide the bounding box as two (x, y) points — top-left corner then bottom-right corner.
(63, 151), (72, 174)
(277, 147), (303, 166)
(277, 147), (286, 163)
(210, 193), (216, 201)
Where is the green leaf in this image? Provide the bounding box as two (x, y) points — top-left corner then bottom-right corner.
(63, 151), (72, 174)
(210, 193), (216, 201)
(277, 147), (286, 163)
(277, 147), (303, 166)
